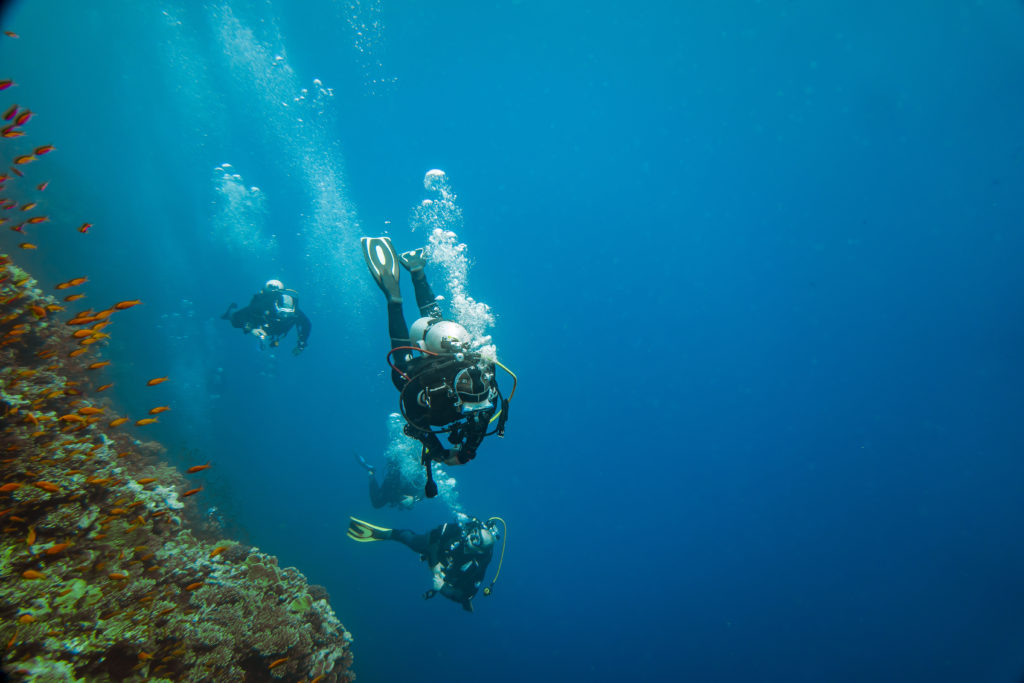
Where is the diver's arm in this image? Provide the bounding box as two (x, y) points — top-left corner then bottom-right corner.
(295, 309), (311, 346)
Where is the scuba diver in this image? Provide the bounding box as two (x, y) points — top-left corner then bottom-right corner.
(221, 279), (311, 355)
(360, 236), (515, 498)
(355, 453), (423, 510)
(347, 515), (506, 613)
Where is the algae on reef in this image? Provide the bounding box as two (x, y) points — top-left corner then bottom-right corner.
(0, 255), (354, 682)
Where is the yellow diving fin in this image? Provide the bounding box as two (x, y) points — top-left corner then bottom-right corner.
(347, 516), (393, 542)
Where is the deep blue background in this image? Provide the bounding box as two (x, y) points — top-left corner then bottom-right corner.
(3, 1), (1024, 681)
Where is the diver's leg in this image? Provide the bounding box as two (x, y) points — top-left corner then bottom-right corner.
(389, 300), (413, 389)
(390, 529), (431, 554)
(368, 474), (386, 509)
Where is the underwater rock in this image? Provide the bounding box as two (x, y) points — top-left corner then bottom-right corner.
(0, 256), (354, 681)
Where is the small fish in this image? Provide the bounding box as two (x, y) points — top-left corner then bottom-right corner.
(268, 658), (288, 670)
(97, 383), (113, 392)
(34, 144), (55, 155)
(68, 348), (88, 358)
(0, 483), (23, 492)
(147, 376), (169, 386)
(87, 361), (110, 370)
(138, 652), (153, 661)
(0, 80), (14, 91)
(59, 414), (85, 423)
(209, 546), (227, 558)
(184, 581), (204, 591)
(18, 242), (36, 249)
(25, 215), (49, 224)
(13, 154), (36, 165)
(33, 481), (60, 492)
(65, 277), (89, 288)
(64, 293), (85, 302)
(78, 222), (91, 234)
(44, 305), (63, 312)
(14, 110), (32, 126)
(2, 105), (15, 120)
(28, 305), (45, 318)
(149, 406), (170, 415)
(26, 527), (35, 545)
(3, 31), (18, 38)
(108, 572), (128, 580)
(17, 614), (34, 624)
(135, 418), (158, 426)
(36, 180), (49, 191)
(113, 299), (141, 310)
(187, 462), (212, 473)
(19, 201), (36, 211)
(0, 126), (23, 138)
(77, 406), (104, 415)
(136, 478), (156, 485)
(182, 486), (203, 497)
(21, 569), (44, 579)
(45, 543), (71, 555)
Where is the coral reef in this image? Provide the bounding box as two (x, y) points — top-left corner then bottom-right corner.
(0, 257), (354, 682)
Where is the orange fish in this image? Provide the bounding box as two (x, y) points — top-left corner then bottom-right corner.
(45, 304), (63, 312)
(25, 215), (49, 224)
(29, 305), (45, 318)
(0, 483), (23, 492)
(33, 481), (60, 493)
(147, 377), (169, 386)
(18, 242), (36, 249)
(113, 299), (141, 310)
(59, 414), (85, 423)
(268, 658), (288, 670)
(68, 348), (88, 358)
(135, 418), (158, 426)
(78, 222), (92, 234)
(46, 543), (71, 555)
(64, 293), (85, 302)
(34, 144), (55, 155)
(187, 462), (212, 473)
(87, 361), (110, 370)
(37, 180), (49, 191)
(149, 406), (170, 415)
(97, 383), (113, 392)
(209, 546), (227, 558)
(138, 652), (153, 661)
(108, 572), (128, 580)
(137, 478), (156, 485)
(13, 154), (35, 165)
(14, 110), (32, 126)
(71, 330), (94, 338)
(182, 486), (203, 497)
(1, 105), (15, 120)
(184, 581), (204, 591)
(17, 614), (35, 624)
(20, 201), (36, 211)
(26, 527), (35, 545)
(77, 406), (104, 415)
(21, 569), (44, 579)
(0, 80), (14, 90)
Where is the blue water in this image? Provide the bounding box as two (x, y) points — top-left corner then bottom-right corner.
(3, 1), (1024, 681)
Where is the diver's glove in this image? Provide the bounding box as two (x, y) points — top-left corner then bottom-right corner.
(292, 342), (306, 356)
(423, 589), (437, 600)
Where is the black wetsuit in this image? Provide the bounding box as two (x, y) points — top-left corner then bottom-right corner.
(229, 288), (311, 347)
(391, 521), (493, 611)
(368, 463), (422, 509)
(386, 267), (500, 486)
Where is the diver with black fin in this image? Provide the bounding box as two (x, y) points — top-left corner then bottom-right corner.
(355, 452), (423, 510)
(222, 279), (311, 355)
(347, 515), (507, 612)
(360, 236), (516, 498)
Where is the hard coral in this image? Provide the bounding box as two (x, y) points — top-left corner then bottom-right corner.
(0, 256), (354, 682)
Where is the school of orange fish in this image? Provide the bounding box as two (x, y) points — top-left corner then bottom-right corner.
(0, 29), (347, 683)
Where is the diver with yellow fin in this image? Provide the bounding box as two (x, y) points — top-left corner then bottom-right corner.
(347, 515), (506, 612)
(360, 236), (515, 498)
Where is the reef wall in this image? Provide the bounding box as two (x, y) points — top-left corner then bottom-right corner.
(0, 256), (354, 682)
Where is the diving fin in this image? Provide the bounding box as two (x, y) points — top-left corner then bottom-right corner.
(347, 516), (393, 542)
(360, 236), (402, 303)
(220, 303), (238, 320)
(399, 247), (426, 273)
